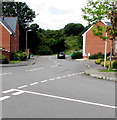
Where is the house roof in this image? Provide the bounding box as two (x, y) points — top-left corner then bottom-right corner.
(0, 17), (18, 34)
(82, 21), (111, 36)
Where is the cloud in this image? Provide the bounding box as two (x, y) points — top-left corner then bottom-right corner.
(48, 7), (72, 15)
(16, 0), (88, 30)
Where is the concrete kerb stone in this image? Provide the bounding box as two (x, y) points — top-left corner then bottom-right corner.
(75, 59), (116, 81)
(0, 58), (35, 68)
(84, 67), (116, 82)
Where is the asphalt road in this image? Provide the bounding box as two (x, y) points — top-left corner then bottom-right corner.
(1, 55), (116, 118)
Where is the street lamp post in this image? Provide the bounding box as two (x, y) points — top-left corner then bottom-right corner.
(25, 30), (31, 58)
(26, 30), (31, 50)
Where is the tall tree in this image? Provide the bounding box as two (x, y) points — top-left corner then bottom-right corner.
(64, 23), (84, 36)
(2, 1), (36, 29)
(82, 0), (117, 69)
(2, 1), (36, 50)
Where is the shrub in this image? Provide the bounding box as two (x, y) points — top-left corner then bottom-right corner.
(112, 60), (117, 69)
(36, 46), (52, 55)
(71, 52), (83, 59)
(89, 52), (104, 59)
(95, 58), (104, 64)
(100, 61), (104, 66)
(20, 52), (27, 61)
(105, 61), (110, 68)
(11, 51), (21, 61)
(11, 51), (27, 61)
(0, 55), (9, 64)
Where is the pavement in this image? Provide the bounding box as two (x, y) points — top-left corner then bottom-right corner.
(0, 56), (36, 68)
(84, 66), (117, 82)
(76, 59), (117, 82)
(1, 56), (116, 81)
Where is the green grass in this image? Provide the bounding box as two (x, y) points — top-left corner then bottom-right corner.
(9, 61), (23, 64)
(100, 69), (117, 72)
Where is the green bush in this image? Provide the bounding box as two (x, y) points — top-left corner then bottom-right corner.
(36, 46), (52, 55)
(20, 52), (27, 61)
(95, 58), (104, 64)
(71, 52), (83, 59)
(112, 60), (117, 69)
(11, 51), (27, 61)
(0, 55), (9, 64)
(89, 52), (104, 59)
(100, 61), (104, 66)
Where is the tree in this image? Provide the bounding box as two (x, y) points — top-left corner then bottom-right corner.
(64, 23), (84, 36)
(2, 1), (36, 29)
(30, 23), (39, 31)
(82, 0), (117, 69)
(2, 1), (36, 50)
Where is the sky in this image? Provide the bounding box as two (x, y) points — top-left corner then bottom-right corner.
(16, 0), (88, 30)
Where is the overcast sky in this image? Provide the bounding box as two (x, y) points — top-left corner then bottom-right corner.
(16, 0), (88, 30)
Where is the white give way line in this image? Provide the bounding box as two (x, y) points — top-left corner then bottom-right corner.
(1, 89), (116, 109)
(0, 72), (12, 76)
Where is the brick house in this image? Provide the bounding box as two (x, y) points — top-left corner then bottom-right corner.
(82, 21), (117, 58)
(0, 17), (19, 60)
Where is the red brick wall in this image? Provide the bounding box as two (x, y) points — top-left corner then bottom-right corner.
(10, 23), (19, 52)
(85, 22), (112, 56)
(2, 51), (11, 60)
(0, 24), (10, 51)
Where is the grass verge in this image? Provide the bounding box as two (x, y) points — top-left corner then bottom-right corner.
(9, 61), (23, 64)
(100, 69), (117, 72)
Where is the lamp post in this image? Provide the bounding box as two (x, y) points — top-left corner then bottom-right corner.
(25, 30), (31, 58)
(26, 30), (31, 50)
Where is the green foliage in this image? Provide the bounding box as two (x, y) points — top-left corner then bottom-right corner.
(20, 52), (27, 60)
(64, 23), (84, 36)
(71, 52), (83, 59)
(65, 35), (83, 50)
(82, 0), (117, 39)
(2, 2), (36, 29)
(100, 60), (115, 69)
(30, 24), (39, 31)
(100, 61), (104, 66)
(36, 46), (52, 55)
(112, 60), (117, 69)
(92, 26), (109, 40)
(89, 52), (104, 59)
(2, 1), (36, 51)
(9, 61), (22, 64)
(95, 58), (104, 64)
(0, 55), (9, 64)
(11, 51), (27, 61)
(33, 24), (84, 55)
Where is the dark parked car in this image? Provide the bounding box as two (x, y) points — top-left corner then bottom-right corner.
(57, 52), (66, 59)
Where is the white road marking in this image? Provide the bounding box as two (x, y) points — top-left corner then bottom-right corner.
(12, 91), (25, 96)
(56, 77), (61, 79)
(0, 72), (12, 76)
(72, 74), (75, 76)
(22, 90), (116, 109)
(68, 74), (72, 77)
(30, 82), (39, 86)
(18, 85), (28, 89)
(49, 78), (55, 81)
(2, 89), (16, 94)
(0, 96), (10, 101)
(62, 76), (67, 78)
(50, 65), (57, 68)
(41, 80), (47, 83)
(26, 67), (44, 72)
(85, 64), (91, 69)
(78, 72), (85, 75)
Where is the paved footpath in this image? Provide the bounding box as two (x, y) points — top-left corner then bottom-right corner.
(85, 61), (116, 82)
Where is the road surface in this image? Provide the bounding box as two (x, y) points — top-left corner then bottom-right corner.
(1, 55), (116, 118)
